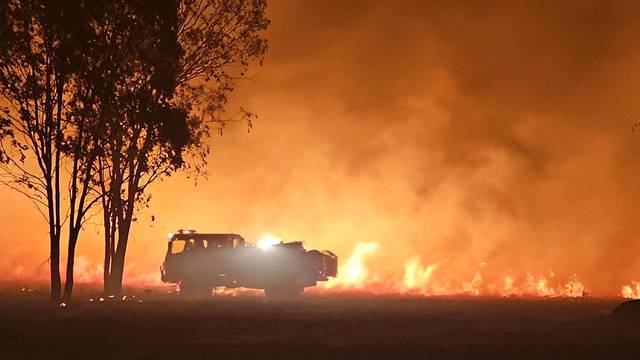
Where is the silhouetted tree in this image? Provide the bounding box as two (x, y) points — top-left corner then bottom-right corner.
(60, 0), (150, 300)
(100, 0), (269, 295)
(0, 0), (101, 302)
(95, 0), (191, 295)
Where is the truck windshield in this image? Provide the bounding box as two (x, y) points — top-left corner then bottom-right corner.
(170, 240), (186, 254)
(171, 239), (208, 254)
(169, 235), (245, 253)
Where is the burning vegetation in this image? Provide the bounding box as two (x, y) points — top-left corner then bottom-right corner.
(313, 242), (590, 298)
(10, 238), (640, 299)
(10, 235), (640, 300)
(621, 282), (640, 300)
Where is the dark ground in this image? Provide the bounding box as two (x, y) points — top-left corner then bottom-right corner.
(1, 288), (639, 360)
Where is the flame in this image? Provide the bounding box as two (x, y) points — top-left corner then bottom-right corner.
(339, 242), (378, 285)
(563, 275), (586, 298)
(324, 242), (378, 289)
(403, 257), (439, 292)
(462, 272), (483, 296)
(315, 242), (589, 298)
(622, 281), (640, 299)
(501, 275), (516, 296)
(213, 287), (263, 297)
(3, 238), (620, 299)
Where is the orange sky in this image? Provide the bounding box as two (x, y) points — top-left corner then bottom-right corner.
(3, 0), (640, 295)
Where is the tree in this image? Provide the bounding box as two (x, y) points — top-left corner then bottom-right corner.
(0, 0), (100, 302)
(100, 0), (269, 295)
(95, 0), (191, 295)
(0, 0), (174, 301)
(60, 0), (140, 300)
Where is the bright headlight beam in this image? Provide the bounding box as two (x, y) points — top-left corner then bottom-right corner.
(257, 234), (281, 250)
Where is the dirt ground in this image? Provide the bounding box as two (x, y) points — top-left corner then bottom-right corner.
(1, 287), (639, 360)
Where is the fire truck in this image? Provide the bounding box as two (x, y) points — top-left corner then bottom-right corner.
(160, 230), (338, 297)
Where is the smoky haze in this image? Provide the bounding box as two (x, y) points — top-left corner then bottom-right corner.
(2, 0), (640, 295)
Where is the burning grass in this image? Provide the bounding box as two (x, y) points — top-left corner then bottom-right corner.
(7, 241), (640, 299)
(313, 242), (591, 298)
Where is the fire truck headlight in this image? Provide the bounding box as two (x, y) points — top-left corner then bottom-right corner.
(257, 234), (281, 250)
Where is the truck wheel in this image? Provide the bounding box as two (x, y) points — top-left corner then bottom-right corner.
(180, 281), (211, 299)
(264, 285), (303, 299)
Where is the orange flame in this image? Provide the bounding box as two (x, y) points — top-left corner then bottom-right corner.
(323, 242), (378, 290)
(315, 242), (589, 298)
(622, 281), (640, 299)
(403, 257), (439, 293)
(7, 240), (628, 299)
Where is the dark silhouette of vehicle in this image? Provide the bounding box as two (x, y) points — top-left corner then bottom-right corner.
(160, 230), (338, 297)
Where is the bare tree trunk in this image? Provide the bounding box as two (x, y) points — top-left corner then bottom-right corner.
(54, 78), (66, 302)
(49, 234), (61, 302)
(107, 250), (126, 296)
(106, 224), (131, 296)
(103, 217), (117, 295)
(104, 206), (134, 296)
(102, 211), (111, 293)
(106, 151), (140, 296)
(63, 230), (80, 301)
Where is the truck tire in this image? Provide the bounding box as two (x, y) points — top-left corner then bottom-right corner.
(179, 280), (211, 299)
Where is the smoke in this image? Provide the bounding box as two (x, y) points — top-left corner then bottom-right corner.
(3, 0), (640, 295)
